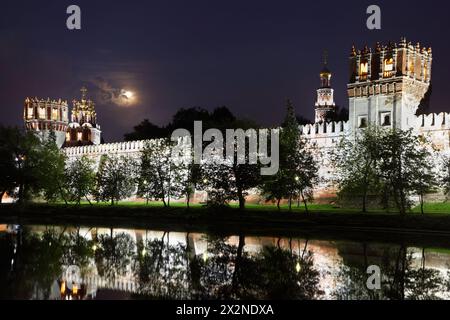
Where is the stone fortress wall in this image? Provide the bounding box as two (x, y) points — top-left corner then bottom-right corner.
(27, 38), (450, 203)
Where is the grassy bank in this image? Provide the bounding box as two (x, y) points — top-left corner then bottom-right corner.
(2, 202), (450, 238)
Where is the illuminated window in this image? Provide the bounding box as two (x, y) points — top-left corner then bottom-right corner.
(66, 131), (70, 141)
(52, 108), (59, 121)
(384, 58), (394, 77)
(38, 107), (46, 119)
(359, 62), (369, 79)
(409, 61), (414, 73)
(77, 132), (82, 141)
(27, 107), (34, 119)
(384, 58), (394, 71)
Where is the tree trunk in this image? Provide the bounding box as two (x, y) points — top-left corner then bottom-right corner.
(420, 193), (424, 215)
(301, 191), (309, 214)
(85, 195), (92, 206)
(186, 192), (190, 209)
(277, 198), (281, 210)
(232, 235), (245, 295)
(238, 194), (245, 210)
(400, 189), (407, 215)
(58, 183), (68, 205)
(288, 194), (292, 211)
(18, 182), (24, 204)
(362, 189), (367, 213)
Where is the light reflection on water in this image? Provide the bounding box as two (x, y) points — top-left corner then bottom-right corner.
(1, 224), (450, 300)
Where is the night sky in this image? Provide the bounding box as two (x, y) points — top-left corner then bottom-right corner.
(1, 0), (449, 142)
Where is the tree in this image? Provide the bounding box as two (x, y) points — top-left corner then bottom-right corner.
(440, 156), (450, 200)
(410, 140), (436, 214)
(176, 149), (201, 208)
(95, 155), (136, 205)
(0, 126), (20, 203)
(199, 119), (262, 209)
(33, 130), (68, 203)
(292, 138), (319, 213)
(378, 129), (435, 215)
(332, 126), (383, 213)
(124, 119), (166, 141)
(65, 156), (96, 205)
(137, 139), (182, 206)
(262, 99), (318, 211)
(0, 126), (44, 203)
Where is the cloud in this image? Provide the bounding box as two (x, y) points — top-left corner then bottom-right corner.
(88, 77), (136, 107)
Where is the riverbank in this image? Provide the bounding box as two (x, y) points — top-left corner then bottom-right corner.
(2, 204), (450, 247)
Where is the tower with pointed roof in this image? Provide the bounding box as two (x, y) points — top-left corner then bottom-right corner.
(65, 87), (102, 146)
(315, 51), (337, 123)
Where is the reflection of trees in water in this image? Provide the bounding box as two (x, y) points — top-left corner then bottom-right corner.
(0, 227), (66, 299)
(62, 228), (94, 278)
(333, 244), (450, 300)
(94, 228), (135, 283)
(133, 232), (192, 299)
(3, 227), (450, 301)
(133, 234), (323, 300)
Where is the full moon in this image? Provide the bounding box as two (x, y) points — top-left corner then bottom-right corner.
(123, 90), (134, 99)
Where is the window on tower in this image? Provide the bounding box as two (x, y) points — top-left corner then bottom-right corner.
(38, 106), (46, 119)
(27, 107), (33, 119)
(384, 57), (394, 77)
(381, 112), (391, 127)
(358, 116), (368, 128)
(360, 61), (369, 80)
(52, 108), (59, 121)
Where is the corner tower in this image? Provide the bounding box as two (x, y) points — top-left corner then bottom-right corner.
(24, 97), (69, 148)
(315, 51), (337, 123)
(65, 87), (102, 146)
(348, 38), (432, 132)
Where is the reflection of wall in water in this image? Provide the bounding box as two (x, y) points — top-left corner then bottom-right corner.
(5, 226), (450, 300)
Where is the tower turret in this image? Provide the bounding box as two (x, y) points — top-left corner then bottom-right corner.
(315, 51), (337, 123)
(348, 38), (432, 132)
(23, 97), (69, 148)
(65, 87), (102, 146)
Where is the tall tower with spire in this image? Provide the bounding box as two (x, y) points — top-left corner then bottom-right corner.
(315, 51), (337, 123)
(65, 87), (102, 146)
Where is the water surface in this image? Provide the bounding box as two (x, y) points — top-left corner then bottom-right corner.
(1, 223), (449, 300)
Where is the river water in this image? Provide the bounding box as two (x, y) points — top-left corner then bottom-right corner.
(0, 223), (449, 300)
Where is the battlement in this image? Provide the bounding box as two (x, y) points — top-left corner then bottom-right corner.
(414, 112), (450, 130)
(349, 38), (432, 85)
(24, 97), (69, 123)
(299, 120), (349, 137)
(64, 140), (148, 157)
